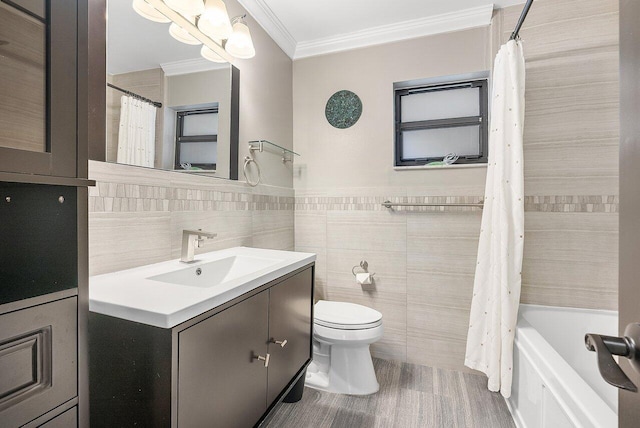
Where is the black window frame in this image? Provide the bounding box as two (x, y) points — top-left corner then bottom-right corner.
(174, 107), (219, 170)
(394, 77), (489, 167)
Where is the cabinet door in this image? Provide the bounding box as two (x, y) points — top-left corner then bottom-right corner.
(267, 268), (313, 405)
(178, 291), (269, 428)
(0, 0), (77, 177)
(0, 298), (77, 427)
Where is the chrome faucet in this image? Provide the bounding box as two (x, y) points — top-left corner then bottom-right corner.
(181, 229), (217, 263)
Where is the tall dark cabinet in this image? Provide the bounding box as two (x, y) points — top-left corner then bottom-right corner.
(0, 0), (103, 426)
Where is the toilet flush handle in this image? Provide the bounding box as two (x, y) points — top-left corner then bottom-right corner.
(271, 338), (288, 348)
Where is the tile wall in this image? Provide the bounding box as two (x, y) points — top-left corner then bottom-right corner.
(88, 161), (294, 276)
(501, 0), (619, 309)
(295, 190), (619, 370)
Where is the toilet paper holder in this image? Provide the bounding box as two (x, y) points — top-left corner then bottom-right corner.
(352, 260), (375, 278)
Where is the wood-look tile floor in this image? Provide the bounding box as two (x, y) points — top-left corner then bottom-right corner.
(265, 359), (515, 428)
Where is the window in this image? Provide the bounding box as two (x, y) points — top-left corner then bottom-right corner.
(394, 73), (489, 166)
(175, 108), (219, 170)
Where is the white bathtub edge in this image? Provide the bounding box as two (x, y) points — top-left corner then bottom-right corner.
(511, 317), (617, 428)
(504, 395), (526, 428)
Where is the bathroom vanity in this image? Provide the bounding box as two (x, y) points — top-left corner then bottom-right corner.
(89, 247), (315, 427)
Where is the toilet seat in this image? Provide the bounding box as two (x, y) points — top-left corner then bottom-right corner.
(314, 300), (382, 330)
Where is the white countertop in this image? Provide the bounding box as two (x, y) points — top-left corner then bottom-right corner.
(89, 247), (315, 328)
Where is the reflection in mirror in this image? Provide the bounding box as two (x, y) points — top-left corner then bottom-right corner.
(106, 0), (238, 180)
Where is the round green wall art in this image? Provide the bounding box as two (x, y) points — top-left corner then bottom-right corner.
(325, 90), (362, 129)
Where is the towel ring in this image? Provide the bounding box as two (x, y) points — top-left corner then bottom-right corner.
(243, 156), (261, 187)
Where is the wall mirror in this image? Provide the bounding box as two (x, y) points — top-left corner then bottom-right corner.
(105, 0), (239, 180)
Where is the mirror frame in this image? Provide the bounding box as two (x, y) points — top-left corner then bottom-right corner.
(229, 65), (239, 180)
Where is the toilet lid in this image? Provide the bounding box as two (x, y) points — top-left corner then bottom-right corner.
(314, 300), (382, 330)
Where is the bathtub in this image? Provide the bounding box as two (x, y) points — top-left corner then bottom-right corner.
(506, 304), (618, 428)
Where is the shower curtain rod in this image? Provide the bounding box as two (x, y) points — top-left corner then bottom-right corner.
(107, 83), (163, 108)
(509, 0), (534, 41)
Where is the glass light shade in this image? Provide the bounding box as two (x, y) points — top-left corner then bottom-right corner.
(200, 45), (227, 63)
(132, 0), (171, 23)
(169, 19), (202, 45)
(163, 0), (204, 16)
(225, 18), (255, 59)
(198, 0), (232, 40)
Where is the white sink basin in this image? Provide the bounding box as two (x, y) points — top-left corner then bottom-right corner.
(89, 247), (315, 328)
(148, 255), (283, 288)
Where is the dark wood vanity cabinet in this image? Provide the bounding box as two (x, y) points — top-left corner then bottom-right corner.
(90, 265), (314, 428)
(267, 269), (313, 405)
(178, 291), (270, 428)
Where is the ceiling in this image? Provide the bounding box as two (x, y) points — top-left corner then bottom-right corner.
(240, 0), (527, 58)
(108, 0), (527, 75)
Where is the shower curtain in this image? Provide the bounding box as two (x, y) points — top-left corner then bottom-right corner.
(116, 95), (156, 168)
(464, 39), (525, 398)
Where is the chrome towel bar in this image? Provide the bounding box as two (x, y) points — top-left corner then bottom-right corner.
(382, 200), (484, 209)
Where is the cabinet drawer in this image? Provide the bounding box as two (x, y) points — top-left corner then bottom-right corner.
(38, 407), (77, 428)
(0, 297), (77, 427)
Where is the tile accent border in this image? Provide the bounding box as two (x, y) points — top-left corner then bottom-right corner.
(524, 195), (619, 213)
(89, 182), (295, 213)
(295, 195), (619, 213)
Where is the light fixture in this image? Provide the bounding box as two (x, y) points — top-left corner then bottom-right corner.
(169, 18), (201, 45)
(200, 45), (226, 63)
(225, 15), (255, 59)
(198, 0), (233, 40)
(132, 0), (170, 23)
(163, 0), (204, 17)
(131, 0), (256, 63)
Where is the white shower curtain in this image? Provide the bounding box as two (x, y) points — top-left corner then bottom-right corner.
(465, 39), (525, 398)
(116, 95), (156, 168)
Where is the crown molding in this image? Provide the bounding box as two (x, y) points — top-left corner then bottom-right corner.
(160, 57), (230, 76)
(239, 2), (494, 60)
(294, 4), (494, 59)
(237, 0), (297, 58)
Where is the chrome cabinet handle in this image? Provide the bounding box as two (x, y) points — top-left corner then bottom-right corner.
(271, 338), (287, 348)
(585, 322), (640, 392)
(254, 353), (270, 368)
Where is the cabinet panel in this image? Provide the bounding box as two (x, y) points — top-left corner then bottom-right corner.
(267, 268), (313, 405)
(0, 297), (77, 427)
(178, 291), (269, 428)
(0, 1), (46, 153)
(89, 313), (172, 428)
(0, 183), (78, 305)
(0, 0), (77, 177)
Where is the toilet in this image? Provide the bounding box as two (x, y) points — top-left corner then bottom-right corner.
(305, 300), (383, 395)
